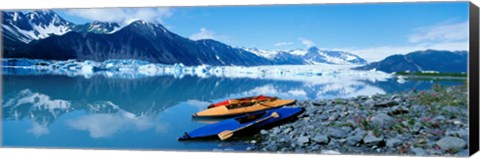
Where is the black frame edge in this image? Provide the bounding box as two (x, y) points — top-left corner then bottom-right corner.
(469, 1), (480, 156)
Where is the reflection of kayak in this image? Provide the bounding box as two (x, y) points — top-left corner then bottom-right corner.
(207, 95), (277, 108)
(193, 99), (296, 118)
(191, 117), (226, 124)
(178, 107), (304, 141)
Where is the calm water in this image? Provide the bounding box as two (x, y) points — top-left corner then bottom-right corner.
(1, 74), (464, 151)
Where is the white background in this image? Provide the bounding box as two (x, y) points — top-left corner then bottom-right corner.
(0, 0), (479, 158)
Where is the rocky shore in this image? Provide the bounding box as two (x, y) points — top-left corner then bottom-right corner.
(248, 84), (469, 156)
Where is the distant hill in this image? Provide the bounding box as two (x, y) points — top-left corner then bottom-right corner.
(355, 50), (468, 73)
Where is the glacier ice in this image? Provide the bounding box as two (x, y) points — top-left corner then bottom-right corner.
(2, 58), (392, 82)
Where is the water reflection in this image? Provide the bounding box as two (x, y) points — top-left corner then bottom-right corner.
(2, 73), (464, 149)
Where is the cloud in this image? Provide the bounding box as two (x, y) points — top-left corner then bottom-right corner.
(28, 122), (49, 137)
(330, 40), (468, 62)
(186, 99), (210, 111)
(273, 42), (293, 47)
(189, 28), (217, 40)
(408, 21), (468, 43)
(66, 102), (168, 138)
(298, 38), (315, 48)
(65, 8), (172, 25)
(189, 27), (230, 42)
(331, 21), (469, 62)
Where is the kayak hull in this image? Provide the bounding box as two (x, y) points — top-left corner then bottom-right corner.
(178, 107), (305, 141)
(193, 99), (296, 118)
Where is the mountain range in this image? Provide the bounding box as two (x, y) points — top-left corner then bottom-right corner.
(2, 10), (367, 66)
(1, 10), (468, 73)
(355, 50), (468, 73)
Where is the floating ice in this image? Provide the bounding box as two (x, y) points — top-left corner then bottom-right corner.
(2, 58), (393, 82)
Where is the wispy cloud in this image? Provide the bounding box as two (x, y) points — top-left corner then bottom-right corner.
(65, 8), (172, 25)
(298, 38), (315, 48)
(335, 41), (468, 62)
(189, 28), (216, 40)
(273, 42), (293, 47)
(408, 21), (468, 43)
(334, 21), (469, 62)
(189, 27), (229, 42)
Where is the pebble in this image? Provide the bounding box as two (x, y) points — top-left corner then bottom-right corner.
(297, 136), (310, 145)
(318, 114), (329, 121)
(363, 134), (384, 146)
(260, 130), (268, 135)
(312, 135), (329, 144)
(283, 127), (292, 134)
(346, 135), (363, 146)
(328, 128), (348, 139)
(436, 136), (467, 151)
(249, 85), (468, 157)
(410, 147), (428, 156)
(386, 138), (402, 148)
(370, 113), (394, 128)
(373, 100), (398, 107)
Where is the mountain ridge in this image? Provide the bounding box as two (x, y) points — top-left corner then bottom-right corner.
(355, 49), (468, 73)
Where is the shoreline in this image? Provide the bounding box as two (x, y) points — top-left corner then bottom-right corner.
(247, 84), (469, 156)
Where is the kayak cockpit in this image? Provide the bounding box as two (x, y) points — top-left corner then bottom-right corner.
(234, 111), (267, 124)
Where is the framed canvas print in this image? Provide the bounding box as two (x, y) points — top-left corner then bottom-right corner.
(1, 0), (479, 157)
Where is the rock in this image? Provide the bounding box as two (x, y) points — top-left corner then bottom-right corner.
(436, 136), (467, 151)
(318, 114), (329, 121)
(297, 136), (310, 145)
(441, 106), (461, 114)
(328, 128), (348, 139)
(260, 130), (268, 135)
(341, 126), (353, 133)
(386, 138), (402, 148)
(283, 127), (292, 134)
(410, 147), (428, 156)
(312, 135), (329, 144)
(294, 148), (306, 153)
(373, 100), (398, 107)
(388, 106), (409, 115)
(431, 115), (445, 123)
(328, 113), (340, 121)
(364, 99), (375, 106)
(346, 135), (363, 146)
(313, 101), (327, 106)
(363, 134), (384, 146)
(412, 122), (423, 134)
(446, 129), (468, 140)
(354, 129), (367, 137)
(455, 149), (469, 156)
(272, 128), (281, 134)
(370, 113), (395, 129)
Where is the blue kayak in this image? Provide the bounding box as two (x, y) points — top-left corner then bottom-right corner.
(178, 107), (304, 140)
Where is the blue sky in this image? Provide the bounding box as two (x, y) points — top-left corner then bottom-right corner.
(55, 2), (469, 61)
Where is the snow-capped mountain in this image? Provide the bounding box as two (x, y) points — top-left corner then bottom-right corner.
(2, 9), (364, 66)
(72, 21), (121, 34)
(4, 19), (273, 66)
(2, 10), (74, 43)
(244, 47), (368, 65)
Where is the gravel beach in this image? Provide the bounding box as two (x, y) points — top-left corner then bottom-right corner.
(247, 84), (469, 156)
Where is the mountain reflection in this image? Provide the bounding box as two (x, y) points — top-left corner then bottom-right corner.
(2, 74), (463, 138)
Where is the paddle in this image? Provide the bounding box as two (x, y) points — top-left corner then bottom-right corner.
(217, 112), (280, 140)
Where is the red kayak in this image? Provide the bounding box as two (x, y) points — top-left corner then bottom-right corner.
(207, 95), (277, 109)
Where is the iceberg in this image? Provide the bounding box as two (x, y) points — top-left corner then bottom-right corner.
(2, 58), (393, 83)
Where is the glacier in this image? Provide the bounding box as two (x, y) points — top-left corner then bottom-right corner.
(2, 58), (392, 82)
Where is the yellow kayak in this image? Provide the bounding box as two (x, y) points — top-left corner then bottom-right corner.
(192, 99), (296, 118)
